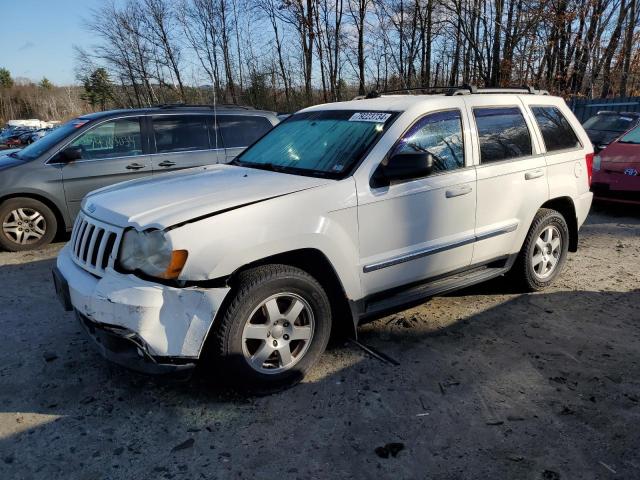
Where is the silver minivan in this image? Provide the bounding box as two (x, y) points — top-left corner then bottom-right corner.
(0, 105), (279, 251)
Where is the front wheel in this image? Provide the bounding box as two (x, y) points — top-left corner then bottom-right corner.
(212, 264), (332, 392)
(0, 197), (57, 251)
(511, 208), (569, 291)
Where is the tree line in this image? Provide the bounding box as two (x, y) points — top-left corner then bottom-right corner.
(3, 0), (640, 123)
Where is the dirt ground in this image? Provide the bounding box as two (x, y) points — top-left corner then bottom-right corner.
(0, 203), (638, 480)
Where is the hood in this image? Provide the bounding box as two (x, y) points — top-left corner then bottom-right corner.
(599, 142), (640, 173)
(83, 164), (333, 229)
(0, 150), (25, 171)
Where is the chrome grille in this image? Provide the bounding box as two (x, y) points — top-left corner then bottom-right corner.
(70, 212), (123, 276)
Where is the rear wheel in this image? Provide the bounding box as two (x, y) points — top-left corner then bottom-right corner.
(212, 264), (332, 392)
(512, 208), (569, 291)
(0, 198), (57, 251)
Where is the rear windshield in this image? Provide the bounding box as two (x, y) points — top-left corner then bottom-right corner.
(234, 110), (397, 178)
(583, 114), (637, 133)
(13, 118), (90, 161)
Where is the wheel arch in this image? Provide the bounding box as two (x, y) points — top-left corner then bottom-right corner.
(0, 192), (69, 238)
(540, 196), (578, 252)
(214, 248), (356, 342)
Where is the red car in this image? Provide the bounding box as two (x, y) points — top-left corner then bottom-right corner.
(592, 126), (640, 204)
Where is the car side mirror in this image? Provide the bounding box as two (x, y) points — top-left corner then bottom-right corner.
(57, 146), (83, 163)
(371, 151), (433, 188)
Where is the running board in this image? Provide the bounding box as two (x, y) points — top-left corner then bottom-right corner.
(362, 264), (510, 319)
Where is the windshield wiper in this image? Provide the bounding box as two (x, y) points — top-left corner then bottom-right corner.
(7, 151), (20, 159)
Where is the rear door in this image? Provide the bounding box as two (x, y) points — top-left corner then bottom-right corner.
(59, 116), (151, 219)
(464, 96), (549, 265)
(217, 115), (275, 162)
(149, 114), (224, 174)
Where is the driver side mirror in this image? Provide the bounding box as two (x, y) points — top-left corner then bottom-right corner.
(56, 146), (83, 163)
(371, 151), (433, 188)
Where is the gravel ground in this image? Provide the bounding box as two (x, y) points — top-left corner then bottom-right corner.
(0, 203), (639, 480)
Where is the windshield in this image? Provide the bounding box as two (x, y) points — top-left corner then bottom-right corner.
(618, 125), (640, 144)
(583, 114), (637, 133)
(13, 118), (90, 160)
(233, 110), (397, 177)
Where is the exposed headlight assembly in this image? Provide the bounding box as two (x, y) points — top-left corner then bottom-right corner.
(118, 229), (188, 280)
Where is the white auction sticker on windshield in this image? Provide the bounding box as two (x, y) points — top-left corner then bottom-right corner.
(349, 112), (392, 123)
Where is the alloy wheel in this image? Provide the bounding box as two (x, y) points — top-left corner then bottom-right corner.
(531, 225), (562, 279)
(241, 292), (315, 374)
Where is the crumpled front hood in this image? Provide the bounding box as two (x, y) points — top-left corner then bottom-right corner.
(83, 164), (333, 229)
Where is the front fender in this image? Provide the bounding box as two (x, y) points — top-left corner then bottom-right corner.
(167, 179), (362, 300)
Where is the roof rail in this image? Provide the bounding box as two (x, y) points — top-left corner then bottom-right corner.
(153, 103), (254, 110)
(464, 85), (549, 95)
(359, 85), (549, 99)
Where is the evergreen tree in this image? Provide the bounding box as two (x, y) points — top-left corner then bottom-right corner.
(0, 68), (13, 88)
(82, 68), (113, 110)
(39, 77), (53, 90)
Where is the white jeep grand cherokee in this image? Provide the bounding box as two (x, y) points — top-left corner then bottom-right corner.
(53, 87), (593, 390)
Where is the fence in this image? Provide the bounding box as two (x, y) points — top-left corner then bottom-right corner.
(569, 96), (640, 122)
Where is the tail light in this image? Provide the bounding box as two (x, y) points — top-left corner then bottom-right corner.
(585, 152), (594, 186)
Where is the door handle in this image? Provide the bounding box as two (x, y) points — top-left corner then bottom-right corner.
(158, 160), (176, 167)
(445, 185), (473, 198)
(525, 170), (544, 180)
(126, 162), (145, 170)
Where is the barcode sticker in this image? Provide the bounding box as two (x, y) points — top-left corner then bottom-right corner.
(349, 112), (392, 123)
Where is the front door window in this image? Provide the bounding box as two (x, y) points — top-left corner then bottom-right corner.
(69, 118), (142, 160)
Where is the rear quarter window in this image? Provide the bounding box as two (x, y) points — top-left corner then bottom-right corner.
(531, 106), (581, 152)
(218, 115), (273, 148)
(473, 107), (532, 163)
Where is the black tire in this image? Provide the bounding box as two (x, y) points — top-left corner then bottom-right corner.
(511, 208), (570, 291)
(0, 197), (57, 251)
(212, 264), (332, 392)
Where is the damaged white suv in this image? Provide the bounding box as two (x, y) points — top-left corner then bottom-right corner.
(54, 87), (593, 390)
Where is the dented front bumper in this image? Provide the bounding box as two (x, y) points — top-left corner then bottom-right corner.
(55, 245), (230, 371)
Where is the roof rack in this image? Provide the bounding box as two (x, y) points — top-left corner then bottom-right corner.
(153, 103), (254, 110)
(359, 85), (549, 99)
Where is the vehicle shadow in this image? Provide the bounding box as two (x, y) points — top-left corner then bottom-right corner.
(1, 255), (639, 479)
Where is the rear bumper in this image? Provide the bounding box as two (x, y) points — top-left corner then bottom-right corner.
(592, 171), (640, 204)
(576, 191), (593, 228)
(55, 245), (231, 372)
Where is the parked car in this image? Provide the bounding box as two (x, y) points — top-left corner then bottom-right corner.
(592, 124), (640, 204)
(0, 127), (33, 146)
(53, 87), (593, 391)
(0, 105), (278, 251)
(582, 111), (640, 152)
(26, 127), (52, 144)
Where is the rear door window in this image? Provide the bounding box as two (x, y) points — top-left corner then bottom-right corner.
(218, 115), (273, 148)
(152, 115), (210, 153)
(531, 106), (581, 152)
(473, 107), (532, 163)
(69, 118), (142, 160)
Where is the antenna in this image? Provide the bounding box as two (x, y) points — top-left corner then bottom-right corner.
(213, 86), (218, 152)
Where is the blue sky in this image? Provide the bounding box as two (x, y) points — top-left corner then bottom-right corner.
(0, 0), (110, 85)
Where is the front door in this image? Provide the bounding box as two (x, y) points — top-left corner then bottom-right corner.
(60, 117), (152, 219)
(357, 109), (477, 296)
(463, 97), (549, 265)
